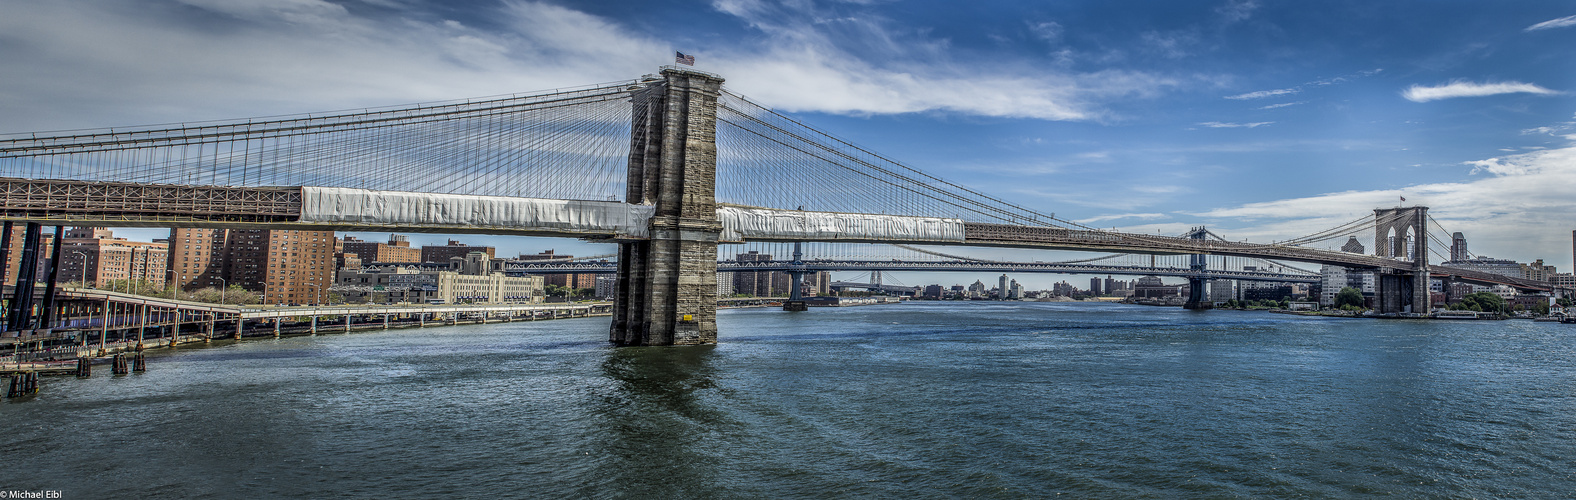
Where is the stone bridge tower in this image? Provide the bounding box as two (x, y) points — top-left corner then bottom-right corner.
(609, 68), (725, 346)
(1373, 206), (1429, 314)
(1183, 226), (1211, 310)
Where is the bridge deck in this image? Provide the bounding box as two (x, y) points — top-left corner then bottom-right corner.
(0, 179), (1552, 292)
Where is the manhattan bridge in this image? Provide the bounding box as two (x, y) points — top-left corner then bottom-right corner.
(0, 68), (1549, 346)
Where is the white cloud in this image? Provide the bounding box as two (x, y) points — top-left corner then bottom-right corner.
(1027, 21), (1063, 42)
(1525, 14), (1576, 31)
(1216, 0), (1259, 23)
(1076, 213), (1168, 224)
(1190, 146), (1576, 262)
(709, 2), (1179, 120)
(1257, 101), (1305, 110)
(1225, 69), (1380, 101)
(0, 0), (674, 131)
(0, 0), (1184, 133)
(1226, 88), (1299, 100)
(1197, 121), (1273, 128)
(1402, 80), (1561, 102)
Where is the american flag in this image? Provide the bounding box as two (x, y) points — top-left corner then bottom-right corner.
(1400, 196), (1406, 202)
(675, 52), (695, 66)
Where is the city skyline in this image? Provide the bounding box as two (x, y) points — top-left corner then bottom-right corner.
(2, 1), (1574, 284)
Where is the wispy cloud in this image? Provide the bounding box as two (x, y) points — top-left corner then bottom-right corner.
(0, 0), (676, 131)
(1525, 14), (1576, 31)
(1256, 101), (1305, 110)
(1075, 213), (1169, 224)
(1216, 0), (1259, 23)
(710, 0), (1181, 121)
(1402, 80), (1560, 102)
(1196, 121), (1273, 128)
(1225, 88), (1298, 100)
(0, 0), (1186, 133)
(1225, 68), (1381, 100)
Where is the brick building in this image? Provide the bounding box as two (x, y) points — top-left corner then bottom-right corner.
(422, 240), (495, 263)
(341, 234), (421, 263)
(57, 227), (168, 288)
(169, 228), (335, 304)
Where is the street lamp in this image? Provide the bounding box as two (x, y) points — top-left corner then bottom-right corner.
(216, 276), (227, 304)
(71, 251), (88, 288)
(167, 269), (181, 299)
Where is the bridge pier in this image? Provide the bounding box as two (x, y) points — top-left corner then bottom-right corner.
(784, 242), (809, 312)
(37, 226), (63, 330)
(1374, 271), (1414, 314)
(7, 222), (42, 332)
(1182, 228), (1212, 310)
(609, 68), (725, 346)
(1183, 277), (1211, 310)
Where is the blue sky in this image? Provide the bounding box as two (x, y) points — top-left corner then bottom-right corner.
(2, 0), (1574, 289)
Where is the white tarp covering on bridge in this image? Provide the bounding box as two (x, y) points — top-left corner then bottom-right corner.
(717, 206), (965, 243)
(299, 187), (654, 237)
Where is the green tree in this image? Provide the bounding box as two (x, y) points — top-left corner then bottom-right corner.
(1335, 287), (1365, 309)
(1457, 291), (1506, 313)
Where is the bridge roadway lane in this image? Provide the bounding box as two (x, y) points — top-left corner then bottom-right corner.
(0, 178), (1548, 291)
(506, 260), (1322, 283)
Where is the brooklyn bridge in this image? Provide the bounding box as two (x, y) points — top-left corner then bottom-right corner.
(0, 68), (1549, 346)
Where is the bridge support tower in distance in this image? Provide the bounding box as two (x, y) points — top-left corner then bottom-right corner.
(1183, 227), (1213, 310)
(783, 242), (808, 311)
(609, 68), (726, 346)
(1372, 206), (1430, 314)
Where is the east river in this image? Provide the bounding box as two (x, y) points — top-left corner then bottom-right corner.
(3, 301), (1575, 497)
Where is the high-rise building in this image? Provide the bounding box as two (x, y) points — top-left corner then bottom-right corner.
(1450, 232), (1469, 261)
(732, 251), (789, 296)
(1319, 265), (1348, 306)
(814, 271), (832, 296)
(169, 228), (335, 304)
(1089, 277), (1102, 296)
(968, 280), (986, 298)
(1521, 259), (1556, 282)
(422, 240), (496, 263)
(1553, 273), (1575, 290)
(1209, 279), (1235, 302)
(595, 275), (619, 299)
(998, 274), (1009, 300)
(340, 235), (421, 263)
(58, 227), (167, 288)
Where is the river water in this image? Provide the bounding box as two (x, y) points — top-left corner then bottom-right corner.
(3, 301), (1575, 498)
